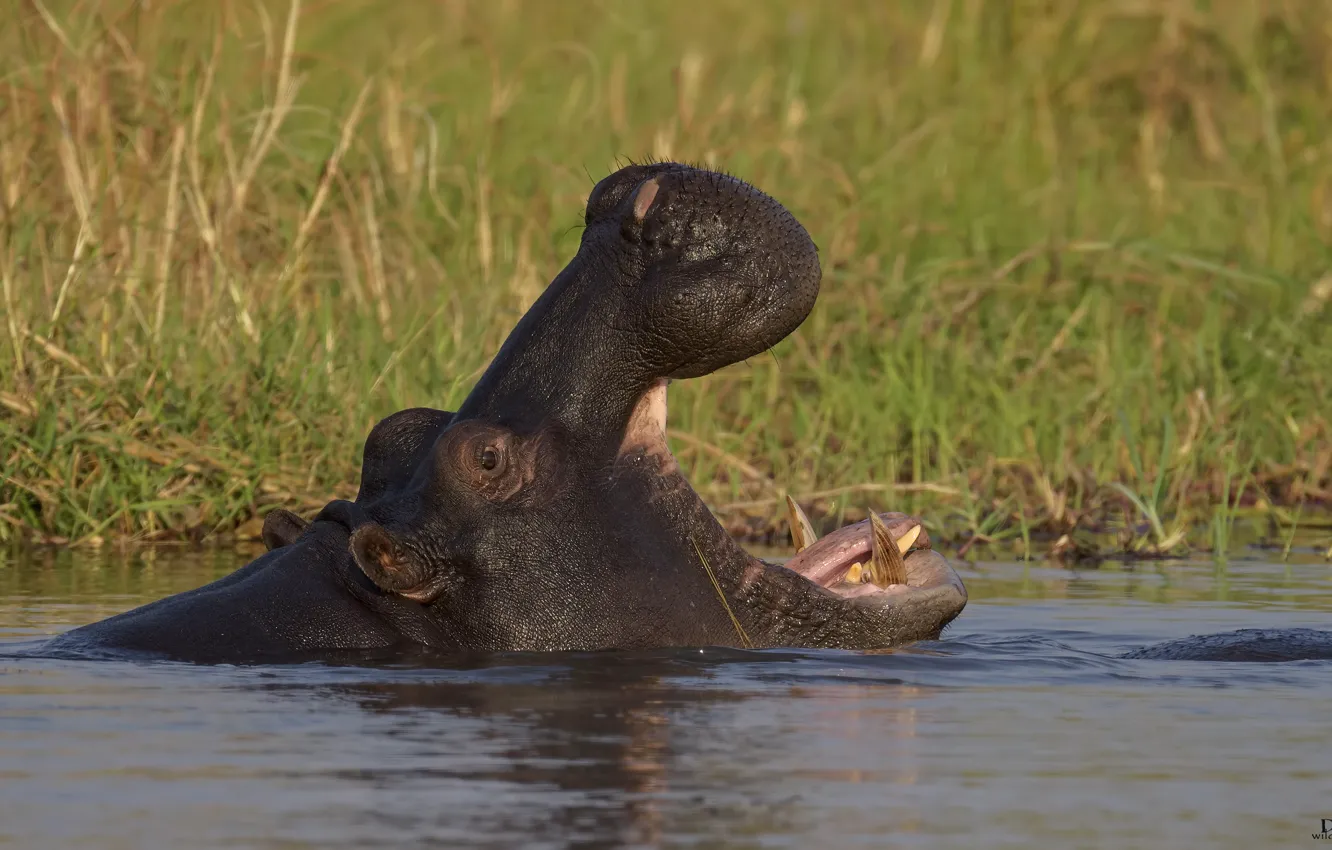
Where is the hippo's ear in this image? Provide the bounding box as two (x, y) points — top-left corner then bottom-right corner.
(261, 509), (308, 551)
(349, 524), (445, 604)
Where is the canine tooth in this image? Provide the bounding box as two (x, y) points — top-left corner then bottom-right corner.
(844, 562), (863, 583)
(785, 495), (819, 553)
(896, 523), (923, 555)
(868, 511), (909, 587)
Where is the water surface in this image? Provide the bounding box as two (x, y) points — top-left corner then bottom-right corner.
(1, 546), (1329, 849)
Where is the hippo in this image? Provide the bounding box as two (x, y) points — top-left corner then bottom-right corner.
(39, 162), (968, 663)
(1122, 628), (1332, 661)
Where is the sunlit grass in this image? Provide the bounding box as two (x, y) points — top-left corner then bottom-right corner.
(1, 0), (1330, 556)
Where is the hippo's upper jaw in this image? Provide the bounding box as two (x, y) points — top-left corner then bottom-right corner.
(451, 162), (822, 446)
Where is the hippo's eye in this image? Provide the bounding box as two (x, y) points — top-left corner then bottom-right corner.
(447, 427), (521, 495)
(478, 446), (501, 472)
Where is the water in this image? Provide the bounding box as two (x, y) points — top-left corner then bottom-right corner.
(1, 546), (1329, 849)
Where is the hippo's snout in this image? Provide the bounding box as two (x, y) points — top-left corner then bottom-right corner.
(602, 163), (823, 381)
(457, 161), (822, 444)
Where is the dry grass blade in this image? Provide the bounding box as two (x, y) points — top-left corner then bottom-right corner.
(27, 331), (91, 376)
(290, 79), (373, 261)
(719, 482), (962, 514)
(229, 0), (302, 224)
(48, 92), (93, 324)
(0, 262), (22, 372)
(669, 428), (769, 482)
(154, 126), (186, 342)
(0, 391), (35, 417)
(691, 535), (752, 649)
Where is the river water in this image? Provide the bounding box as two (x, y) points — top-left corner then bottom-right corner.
(0, 546), (1328, 849)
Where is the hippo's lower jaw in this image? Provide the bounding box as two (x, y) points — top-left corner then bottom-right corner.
(612, 380), (968, 649)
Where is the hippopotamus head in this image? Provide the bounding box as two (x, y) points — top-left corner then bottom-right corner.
(329, 162), (967, 650)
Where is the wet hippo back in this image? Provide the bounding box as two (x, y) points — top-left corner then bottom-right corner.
(1124, 628), (1332, 662)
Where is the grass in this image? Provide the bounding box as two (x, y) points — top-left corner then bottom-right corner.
(1, 0), (1330, 559)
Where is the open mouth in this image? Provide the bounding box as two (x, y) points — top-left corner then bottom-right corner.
(781, 506), (965, 603)
(619, 380), (967, 607)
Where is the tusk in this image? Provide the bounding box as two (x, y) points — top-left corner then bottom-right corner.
(895, 523), (922, 555)
(786, 495), (819, 553)
(867, 511), (909, 586)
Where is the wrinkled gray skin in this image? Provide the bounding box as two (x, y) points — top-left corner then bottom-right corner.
(40, 162), (967, 663)
(33, 162), (1330, 665)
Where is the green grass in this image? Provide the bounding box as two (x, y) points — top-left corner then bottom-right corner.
(1, 0), (1330, 557)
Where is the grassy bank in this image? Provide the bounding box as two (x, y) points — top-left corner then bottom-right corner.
(1, 0), (1330, 559)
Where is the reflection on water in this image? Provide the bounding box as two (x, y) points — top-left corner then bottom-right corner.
(0, 546), (1329, 849)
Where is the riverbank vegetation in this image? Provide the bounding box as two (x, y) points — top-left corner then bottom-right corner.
(2, 0), (1330, 559)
